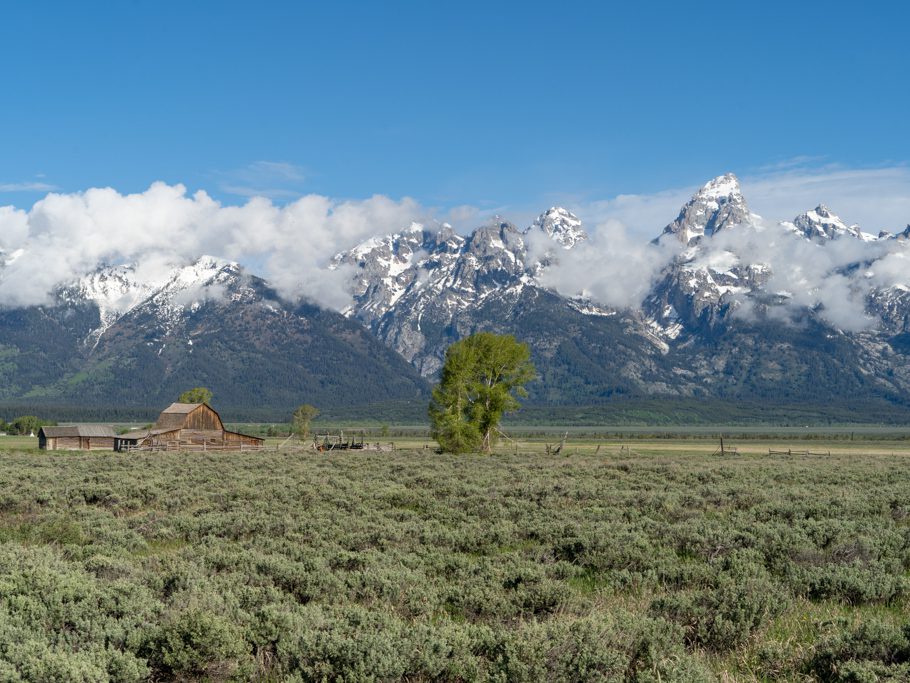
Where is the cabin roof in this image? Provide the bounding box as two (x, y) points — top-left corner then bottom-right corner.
(116, 430), (149, 441)
(161, 402), (203, 414)
(117, 428), (179, 442)
(40, 425), (116, 438)
(225, 430), (265, 444)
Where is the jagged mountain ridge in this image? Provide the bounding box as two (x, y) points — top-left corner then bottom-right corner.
(657, 173), (755, 246)
(644, 177), (910, 339)
(333, 210), (594, 375)
(335, 174), (910, 406)
(0, 173), (907, 416)
(0, 256), (429, 413)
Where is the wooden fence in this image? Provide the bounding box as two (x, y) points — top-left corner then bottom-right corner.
(122, 442), (264, 453)
(768, 448), (831, 456)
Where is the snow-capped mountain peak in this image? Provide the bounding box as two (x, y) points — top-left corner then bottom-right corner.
(64, 265), (155, 313)
(466, 218), (525, 257)
(140, 256), (251, 328)
(61, 255), (247, 348)
(165, 255), (239, 289)
(58, 264), (162, 348)
(530, 207), (587, 249)
(658, 173), (752, 246)
(698, 173), (742, 200)
(332, 210), (583, 374)
(348, 222), (427, 262)
(788, 205), (876, 242)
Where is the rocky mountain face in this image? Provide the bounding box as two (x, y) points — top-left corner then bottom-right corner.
(531, 207), (587, 249)
(336, 174), (910, 408)
(786, 205), (876, 242)
(0, 173), (907, 420)
(656, 173), (754, 246)
(0, 256), (428, 415)
(333, 210), (590, 375)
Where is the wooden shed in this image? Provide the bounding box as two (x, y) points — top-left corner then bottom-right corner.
(114, 402), (264, 452)
(39, 425), (116, 451)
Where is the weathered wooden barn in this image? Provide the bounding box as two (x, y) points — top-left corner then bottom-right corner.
(114, 402), (264, 451)
(39, 425), (117, 451)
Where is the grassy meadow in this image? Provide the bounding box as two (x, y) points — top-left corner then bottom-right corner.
(0, 437), (908, 681)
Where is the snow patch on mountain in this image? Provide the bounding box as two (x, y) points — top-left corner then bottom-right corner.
(62, 255), (245, 347)
(530, 207), (587, 249)
(59, 266), (160, 348)
(331, 209), (595, 375)
(657, 173), (755, 246)
(784, 205), (878, 242)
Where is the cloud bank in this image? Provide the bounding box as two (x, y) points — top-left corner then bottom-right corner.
(540, 164), (910, 330)
(576, 165), (910, 240)
(0, 183), (428, 309)
(543, 217), (910, 333)
(0, 163), (906, 330)
(535, 220), (678, 309)
(698, 223), (898, 332)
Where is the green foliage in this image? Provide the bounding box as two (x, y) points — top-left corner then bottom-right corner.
(141, 609), (250, 681)
(292, 404), (319, 440)
(5, 415), (55, 435)
(0, 449), (907, 680)
(0, 298), (431, 416)
(806, 619), (910, 682)
(430, 332), (536, 453)
(177, 387), (213, 404)
(652, 572), (788, 651)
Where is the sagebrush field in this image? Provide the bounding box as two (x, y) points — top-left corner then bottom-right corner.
(0, 445), (908, 681)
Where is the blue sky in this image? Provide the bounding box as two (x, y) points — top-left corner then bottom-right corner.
(1, 0), (908, 222)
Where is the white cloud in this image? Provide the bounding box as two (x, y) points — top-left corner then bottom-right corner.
(535, 220), (677, 309)
(578, 189), (694, 241)
(0, 181), (59, 192)
(704, 222), (894, 332)
(542, 163), (910, 331)
(743, 165), (910, 235)
(0, 163), (906, 330)
(0, 183), (428, 310)
(216, 160), (309, 200)
(570, 164), (910, 241)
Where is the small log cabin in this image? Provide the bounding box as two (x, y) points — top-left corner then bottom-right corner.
(39, 425), (117, 451)
(114, 402), (264, 451)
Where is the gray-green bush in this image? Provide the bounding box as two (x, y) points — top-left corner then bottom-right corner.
(0, 449), (906, 680)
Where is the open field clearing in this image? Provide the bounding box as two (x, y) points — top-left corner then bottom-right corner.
(0, 446), (908, 681)
(352, 435), (910, 459)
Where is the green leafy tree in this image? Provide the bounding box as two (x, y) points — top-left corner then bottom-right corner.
(8, 415), (53, 435)
(429, 332), (535, 453)
(178, 387), (213, 404)
(292, 404), (320, 440)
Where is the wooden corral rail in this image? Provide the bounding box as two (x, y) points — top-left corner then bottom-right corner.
(121, 442), (264, 453)
(115, 403), (264, 452)
(165, 442), (264, 452)
(312, 432), (367, 451)
(712, 437), (738, 456)
(769, 448), (831, 456)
